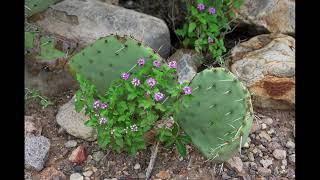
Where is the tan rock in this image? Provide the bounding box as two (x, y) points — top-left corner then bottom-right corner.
(34, 166), (66, 180)
(156, 170), (170, 179)
(227, 33), (295, 110)
(237, 0), (295, 34)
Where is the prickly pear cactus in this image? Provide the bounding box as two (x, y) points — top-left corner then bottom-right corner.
(176, 68), (253, 162)
(25, 31), (69, 61)
(25, 0), (62, 17)
(68, 35), (163, 94)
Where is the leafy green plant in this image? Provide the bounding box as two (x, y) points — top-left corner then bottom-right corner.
(25, 88), (54, 109)
(75, 58), (192, 156)
(175, 0), (244, 64)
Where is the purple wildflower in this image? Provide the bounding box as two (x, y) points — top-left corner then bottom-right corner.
(197, 3), (205, 11)
(93, 100), (100, 109)
(153, 60), (161, 68)
(146, 78), (156, 87)
(137, 58), (145, 66)
(99, 117), (107, 124)
(168, 61), (177, 69)
(208, 7), (216, 14)
(183, 86), (192, 95)
(131, 78), (140, 87)
(121, 72), (130, 80)
(100, 103), (108, 109)
(154, 92), (165, 101)
(208, 36), (214, 44)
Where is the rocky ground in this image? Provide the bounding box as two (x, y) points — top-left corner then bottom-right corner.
(25, 0), (295, 179)
(25, 87), (295, 180)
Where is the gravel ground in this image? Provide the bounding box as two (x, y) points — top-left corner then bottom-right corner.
(25, 87), (295, 179)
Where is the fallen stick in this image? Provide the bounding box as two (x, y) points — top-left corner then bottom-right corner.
(145, 141), (159, 180)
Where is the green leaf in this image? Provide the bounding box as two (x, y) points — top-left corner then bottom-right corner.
(84, 118), (97, 127)
(172, 123), (178, 136)
(188, 22), (197, 34)
(176, 139), (187, 156)
(115, 137), (124, 148)
(97, 127), (110, 149)
(155, 103), (166, 112)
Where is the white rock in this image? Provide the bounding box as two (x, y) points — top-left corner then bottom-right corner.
(261, 123), (267, 130)
(70, 173), (84, 180)
(134, 163), (141, 170)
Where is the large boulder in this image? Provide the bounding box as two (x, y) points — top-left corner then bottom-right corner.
(226, 33), (295, 110)
(237, 0), (295, 34)
(56, 96), (97, 141)
(34, 0), (171, 58)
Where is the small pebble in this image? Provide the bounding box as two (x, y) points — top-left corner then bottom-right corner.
(92, 151), (105, 162)
(65, 140), (77, 148)
(70, 173), (83, 180)
(289, 154), (295, 164)
(261, 123), (267, 130)
(83, 170), (93, 177)
(258, 167), (271, 176)
(248, 152), (255, 162)
(273, 149), (287, 160)
(260, 159), (273, 168)
(286, 141), (295, 149)
(263, 117), (273, 125)
(282, 159), (287, 166)
(134, 163), (141, 170)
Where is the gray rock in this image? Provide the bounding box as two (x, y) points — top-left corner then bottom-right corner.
(169, 49), (204, 84)
(259, 131), (272, 142)
(35, 0), (171, 58)
(260, 159), (273, 168)
(227, 33), (295, 110)
(70, 173), (84, 180)
(226, 156), (243, 173)
(65, 140), (77, 148)
(92, 151), (105, 162)
(238, 0), (295, 34)
(288, 154), (295, 164)
(267, 142), (282, 151)
(248, 152), (255, 162)
(273, 149), (287, 160)
(257, 167), (272, 177)
(25, 135), (50, 171)
(286, 140), (295, 149)
(262, 117), (273, 125)
(56, 96), (97, 141)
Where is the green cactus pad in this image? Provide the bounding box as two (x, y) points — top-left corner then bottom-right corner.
(68, 35), (163, 94)
(177, 68), (253, 162)
(25, 32), (34, 49)
(25, 31), (67, 61)
(25, 0), (61, 17)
